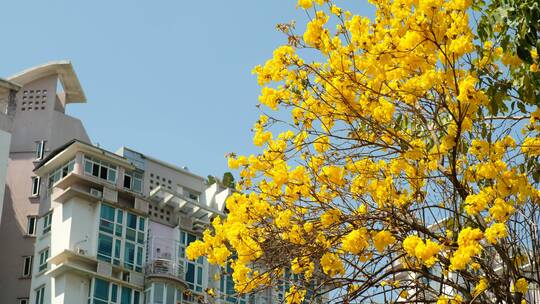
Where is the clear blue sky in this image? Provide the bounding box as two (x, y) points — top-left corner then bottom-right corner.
(1, 0), (372, 179)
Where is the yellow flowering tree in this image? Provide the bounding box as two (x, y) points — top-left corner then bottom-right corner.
(188, 0), (540, 303)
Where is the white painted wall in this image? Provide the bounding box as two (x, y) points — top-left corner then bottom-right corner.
(30, 195), (99, 304)
(54, 272), (90, 303)
(53, 196), (98, 257)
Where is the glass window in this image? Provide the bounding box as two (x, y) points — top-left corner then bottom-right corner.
(48, 159), (75, 189)
(100, 205), (115, 222)
(166, 285), (175, 304)
(31, 177), (40, 197)
(22, 256), (32, 277)
(98, 203), (145, 272)
(97, 234), (113, 262)
(42, 212), (52, 234)
(100, 166), (109, 180)
(35, 286), (45, 304)
(186, 263), (195, 285)
(124, 242), (135, 269)
(91, 278), (142, 304)
(84, 156), (117, 184)
(154, 283), (164, 304)
(184, 189), (200, 202)
(35, 140), (45, 160)
(27, 216), (37, 236)
(85, 161), (92, 175)
(127, 213), (137, 229)
(123, 171), (143, 193)
(38, 248), (49, 272)
(121, 287), (132, 304)
(138, 218), (145, 231)
(134, 291), (140, 304)
(123, 174), (132, 189)
(108, 169), (117, 183)
(111, 284), (118, 302)
(94, 278), (109, 300)
(145, 290), (150, 304)
(179, 230), (205, 292)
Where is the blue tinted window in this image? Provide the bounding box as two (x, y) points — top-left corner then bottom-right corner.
(187, 234), (196, 245)
(186, 263), (195, 284)
(100, 205), (115, 222)
(94, 278), (109, 300)
(125, 242), (135, 266)
(127, 213), (137, 229)
(111, 284), (118, 302)
(121, 287), (132, 304)
(97, 234), (113, 261)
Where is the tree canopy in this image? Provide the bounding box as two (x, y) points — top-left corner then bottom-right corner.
(188, 0), (540, 303)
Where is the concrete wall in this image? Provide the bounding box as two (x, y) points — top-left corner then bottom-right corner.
(0, 151), (40, 300)
(49, 196), (97, 257)
(29, 195), (98, 304)
(142, 158), (206, 198)
(0, 129), (10, 226)
(53, 273), (91, 304)
(1, 69), (91, 303)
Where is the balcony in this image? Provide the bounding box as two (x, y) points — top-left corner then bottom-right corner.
(146, 237), (187, 287)
(146, 258), (184, 279)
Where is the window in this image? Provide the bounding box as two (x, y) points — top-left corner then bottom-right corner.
(42, 212), (52, 234)
(35, 140), (45, 160)
(31, 177), (40, 197)
(220, 262), (247, 304)
(90, 278), (140, 304)
(18, 298), (29, 304)
(97, 204), (146, 272)
(184, 189), (200, 202)
(84, 156), (117, 184)
(179, 230), (205, 292)
(22, 256), (32, 277)
(145, 283), (185, 304)
(38, 248), (49, 272)
(27, 216), (37, 236)
(35, 286), (45, 304)
(123, 171), (143, 193)
(47, 159), (75, 189)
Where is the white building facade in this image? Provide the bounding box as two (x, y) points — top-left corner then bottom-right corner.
(27, 141), (267, 304)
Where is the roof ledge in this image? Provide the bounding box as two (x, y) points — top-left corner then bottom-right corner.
(7, 60), (86, 103)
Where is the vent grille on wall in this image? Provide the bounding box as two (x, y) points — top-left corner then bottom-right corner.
(20, 89), (47, 111)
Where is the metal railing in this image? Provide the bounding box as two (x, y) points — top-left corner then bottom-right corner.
(146, 236), (185, 280)
(145, 258), (185, 279)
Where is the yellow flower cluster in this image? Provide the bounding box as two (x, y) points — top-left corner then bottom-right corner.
(373, 230), (396, 253)
(472, 278), (489, 297)
(320, 252), (345, 276)
(437, 295), (463, 304)
(484, 223), (507, 244)
(449, 227), (484, 271)
(285, 286), (307, 304)
(513, 278), (529, 294)
(522, 137), (540, 156)
(186, 0), (540, 301)
(402, 235), (442, 267)
(341, 228), (369, 254)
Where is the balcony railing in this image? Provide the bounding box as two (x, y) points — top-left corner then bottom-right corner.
(146, 258), (185, 279)
(146, 237), (185, 282)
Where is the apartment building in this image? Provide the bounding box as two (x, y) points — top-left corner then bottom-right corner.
(0, 78), (20, 226)
(1, 61), (298, 304)
(0, 61), (90, 304)
(27, 139), (240, 304)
